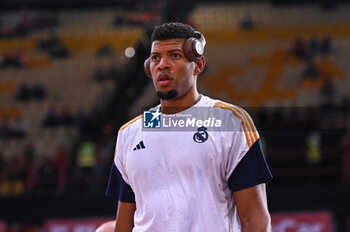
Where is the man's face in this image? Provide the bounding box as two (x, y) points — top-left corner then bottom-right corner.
(150, 38), (196, 100)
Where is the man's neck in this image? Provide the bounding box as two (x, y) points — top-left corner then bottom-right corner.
(160, 91), (202, 114)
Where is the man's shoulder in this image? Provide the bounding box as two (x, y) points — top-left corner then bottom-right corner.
(117, 104), (160, 133)
(198, 96), (253, 123)
(212, 99), (251, 120)
(213, 99), (259, 147)
(212, 99), (238, 109)
(119, 114), (143, 132)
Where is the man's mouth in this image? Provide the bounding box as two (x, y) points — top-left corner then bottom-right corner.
(157, 74), (173, 86)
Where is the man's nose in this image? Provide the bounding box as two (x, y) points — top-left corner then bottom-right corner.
(158, 57), (170, 70)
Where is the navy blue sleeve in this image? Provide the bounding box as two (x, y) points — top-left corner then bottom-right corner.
(106, 162), (136, 203)
(228, 139), (273, 192)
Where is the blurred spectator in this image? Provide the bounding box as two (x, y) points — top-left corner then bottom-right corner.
(15, 82), (46, 101)
(19, 11), (31, 31)
(123, 10), (161, 27)
(7, 154), (27, 196)
(96, 44), (114, 57)
(238, 13), (255, 29)
(0, 118), (11, 138)
(49, 42), (70, 58)
(53, 146), (67, 194)
(43, 105), (82, 127)
(93, 66), (108, 82)
(9, 118), (27, 138)
(304, 36), (334, 58)
(0, 118), (27, 139)
(113, 14), (125, 27)
(0, 10), (58, 38)
(291, 36), (307, 60)
(93, 64), (119, 82)
(89, 146), (111, 192)
(0, 52), (24, 69)
(163, 0), (193, 23)
(0, 21), (28, 38)
(78, 111), (98, 139)
(76, 141), (97, 176)
(15, 82), (31, 101)
(108, 64), (119, 80)
(38, 35), (59, 51)
(31, 81), (47, 101)
(0, 154), (10, 196)
(112, 1), (162, 27)
(307, 36), (321, 59)
(319, 76), (336, 107)
(37, 35), (70, 58)
(302, 59), (320, 80)
(320, 36), (333, 55)
(25, 143), (37, 195)
(36, 156), (57, 194)
(306, 131), (322, 165)
(60, 105), (75, 126)
(43, 106), (60, 127)
(30, 13), (59, 30)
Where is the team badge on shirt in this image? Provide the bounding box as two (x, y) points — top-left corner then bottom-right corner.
(193, 126), (208, 143)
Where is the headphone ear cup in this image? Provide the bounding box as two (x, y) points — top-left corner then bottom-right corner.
(183, 38), (198, 61)
(183, 38), (203, 61)
(144, 57), (152, 78)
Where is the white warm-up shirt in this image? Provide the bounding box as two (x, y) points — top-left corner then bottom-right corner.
(106, 95), (272, 232)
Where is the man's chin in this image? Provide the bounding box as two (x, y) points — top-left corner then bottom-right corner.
(157, 89), (179, 100)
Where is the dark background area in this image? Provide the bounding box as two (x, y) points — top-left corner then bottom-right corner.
(1, 0), (350, 231)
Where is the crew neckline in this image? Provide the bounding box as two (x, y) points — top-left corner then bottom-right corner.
(157, 95), (207, 115)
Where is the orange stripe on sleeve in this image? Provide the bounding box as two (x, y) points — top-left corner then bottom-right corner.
(119, 114), (142, 131)
(214, 101), (258, 148)
(230, 107), (255, 147)
(113, 143), (118, 161)
(237, 106), (259, 142)
(214, 102), (252, 147)
(232, 105), (259, 144)
(114, 114), (142, 161)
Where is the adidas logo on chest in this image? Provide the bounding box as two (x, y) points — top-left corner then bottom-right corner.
(133, 141), (145, 150)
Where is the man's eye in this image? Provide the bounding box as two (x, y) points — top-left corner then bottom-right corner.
(171, 53), (180, 59)
(151, 55), (159, 61)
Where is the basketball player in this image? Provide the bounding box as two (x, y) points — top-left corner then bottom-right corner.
(104, 22), (273, 232)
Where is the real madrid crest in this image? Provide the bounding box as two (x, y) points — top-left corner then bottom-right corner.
(193, 126), (208, 143)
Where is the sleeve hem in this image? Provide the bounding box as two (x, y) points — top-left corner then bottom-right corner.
(230, 176), (273, 192)
(228, 139), (273, 192)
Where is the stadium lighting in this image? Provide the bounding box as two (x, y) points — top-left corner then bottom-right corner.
(124, 47), (135, 58)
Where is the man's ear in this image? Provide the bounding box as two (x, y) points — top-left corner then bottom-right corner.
(194, 56), (206, 76)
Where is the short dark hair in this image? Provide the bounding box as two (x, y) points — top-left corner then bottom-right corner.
(151, 22), (197, 42)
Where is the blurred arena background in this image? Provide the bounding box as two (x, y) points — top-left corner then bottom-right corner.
(0, 0), (350, 231)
